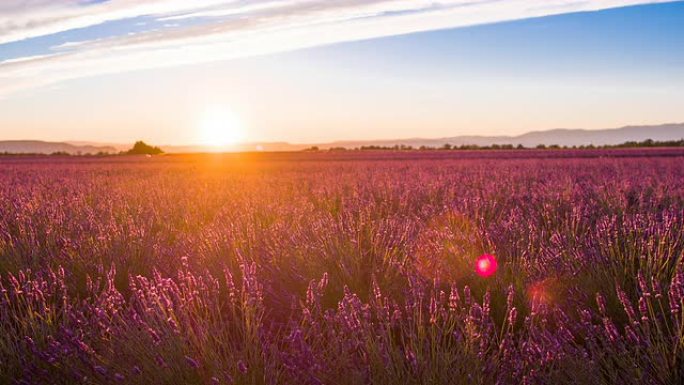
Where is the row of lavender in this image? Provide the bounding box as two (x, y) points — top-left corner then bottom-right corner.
(1, 152), (683, 384)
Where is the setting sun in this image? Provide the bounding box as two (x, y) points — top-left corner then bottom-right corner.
(197, 107), (246, 147)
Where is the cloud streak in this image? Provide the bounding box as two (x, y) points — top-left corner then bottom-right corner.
(0, 0), (673, 97)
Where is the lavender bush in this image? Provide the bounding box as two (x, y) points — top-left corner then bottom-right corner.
(1, 149), (683, 384)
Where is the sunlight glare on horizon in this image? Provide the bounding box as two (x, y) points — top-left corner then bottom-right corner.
(197, 107), (247, 147)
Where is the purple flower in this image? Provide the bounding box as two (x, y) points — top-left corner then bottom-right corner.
(237, 360), (248, 374)
(94, 366), (107, 376)
(185, 355), (200, 369)
(595, 292), (607, 315)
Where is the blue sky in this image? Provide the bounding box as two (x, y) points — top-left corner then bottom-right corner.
(0, 0), (683, 145)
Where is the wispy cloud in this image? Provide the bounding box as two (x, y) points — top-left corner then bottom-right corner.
(0, 0), (672, 97)
(0, 0), (230, 45)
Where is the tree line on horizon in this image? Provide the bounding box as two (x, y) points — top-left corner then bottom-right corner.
(306, 138), (684, 152)
(0, 138), (683, 156)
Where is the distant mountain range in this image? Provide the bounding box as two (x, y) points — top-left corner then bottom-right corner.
(316, 123), (684, 150)
(1, 123), (683, 154)
(0, 140), (116, 155)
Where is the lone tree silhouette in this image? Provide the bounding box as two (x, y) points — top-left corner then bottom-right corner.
(126, 141), (164, 155)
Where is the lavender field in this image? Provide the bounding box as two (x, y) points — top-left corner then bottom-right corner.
(2, 149), (684, 385)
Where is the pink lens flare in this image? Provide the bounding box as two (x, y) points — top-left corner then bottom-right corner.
(476, 254), (498, 277)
